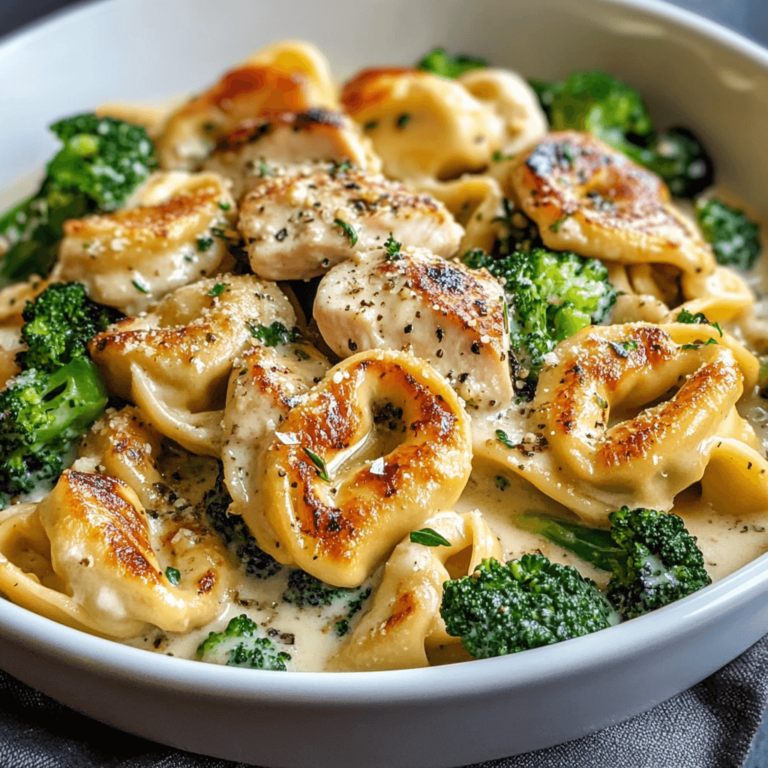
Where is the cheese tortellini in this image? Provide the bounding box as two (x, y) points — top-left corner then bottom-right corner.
(89, 274), (296, 455)
(0, 471), (229, 638)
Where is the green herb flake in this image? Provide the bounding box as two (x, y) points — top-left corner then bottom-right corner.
(496, 429), (516, 449)
(608, 340), (639, 358)
(396, 113), (411, 130)
(364, 121), (378, 131)
(596, 394), (608, 409)
(384, 233), (402, 261)
(248, 321), (298, 347)
(495, 475), (510, 491)
(132, 279), (149, 294)
(492, 150), (515, 163)
(303, 447), (330, 482)
(259, 158), (272, 178)
(330, 160), (354, 176)
(334, 218), (358, 247)
(409, 528), (452, 547)
(681, 338), (719, 350)
(196, 236), (214, 252)
(165, 567), (181, 586)
(207, 283), (228, 297)
(218, 201), (231, 211)
(549, 213), (573, 233)
(676, 308), (723, 336)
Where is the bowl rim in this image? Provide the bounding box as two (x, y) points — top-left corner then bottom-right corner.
(1, 0), (768, 708)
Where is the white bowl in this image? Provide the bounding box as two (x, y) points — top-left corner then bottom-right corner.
(2, 1), (768, 766)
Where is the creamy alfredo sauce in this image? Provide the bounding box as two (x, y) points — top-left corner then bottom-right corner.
(125, 200), (768, 672)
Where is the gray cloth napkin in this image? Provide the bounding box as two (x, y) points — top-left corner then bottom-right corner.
(2, 634), (768, 768)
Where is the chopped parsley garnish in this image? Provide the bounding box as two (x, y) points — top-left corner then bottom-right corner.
(330, 160), (354, 176)
(396, 113), (411, 129)
(248, 321), (298, 347)
(492, 150), (515, 163)
(303, 447), (330, 482)
(364, 120), (378, 131)
(596, 394), (608, 410)
(165, 567), (181, 586)
(495, 476), (510, 491)
(681, 338), (719, 350)
(218, 201), (231, 211)
(676, 308), (723, 336)
(384, 233), (402, 261)
(608, 340), (639, 358)
(132, 279), (149, 294)
(196, 236), (214, 252)
(334, 218), (358, 246)
(207, 283), (228, 297)
(410, 528), (452, 547)
(259, 158), (272, 177)
(549, 213), (573, 233)
(496, 429), (516, 449)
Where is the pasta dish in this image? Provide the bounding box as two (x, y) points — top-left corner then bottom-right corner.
(0, 41), (765, 672)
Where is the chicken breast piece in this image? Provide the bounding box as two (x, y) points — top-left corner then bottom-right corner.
(203, 109), (381, 200)
(314, 245), (512, 411)
(238, 167), (463, 280)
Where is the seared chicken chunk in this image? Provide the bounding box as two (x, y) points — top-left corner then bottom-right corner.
(204, 109), (380, 200)
(239, 168), (463, 280)
(314, 246), (512, 411)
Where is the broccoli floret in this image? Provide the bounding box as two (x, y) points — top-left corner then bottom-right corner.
(0, 114), (157, 282)
(530, 71), (712, 198)
(18, 282), (121, 372)
(624, 127), (713, 199)
(465, 247), (617, 395)
(416, 47), (487, 78)
(0, 359), (108, 502)
(519, 507), (712, 620)
(197, 615), (291, 671)
(695, 197), (761, 270)
(441, 554), (618, 659)
(606, 507), (711, 619)
(530, 71), (655, 150)
(204, 467), (282, 579)
(282, 569), (372, 637)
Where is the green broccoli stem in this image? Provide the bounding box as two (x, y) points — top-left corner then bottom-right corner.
(517, 514), (622, 573)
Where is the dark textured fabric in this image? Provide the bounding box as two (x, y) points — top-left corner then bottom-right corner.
(1, 634), (768, 768)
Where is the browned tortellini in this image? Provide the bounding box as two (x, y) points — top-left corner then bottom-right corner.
(53, 171), (236, 314)
(340, 67), (546, 181)
(508, 131), (715, 277)
(157, 41), (338, 170)
(0, 471), (229, 638)
(75, 405), (164, 511)
(247, 349), (473, 587)
(331, 510), (502, 671)
(474, 323), (761, 523)
(89, 275), (295, 456)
